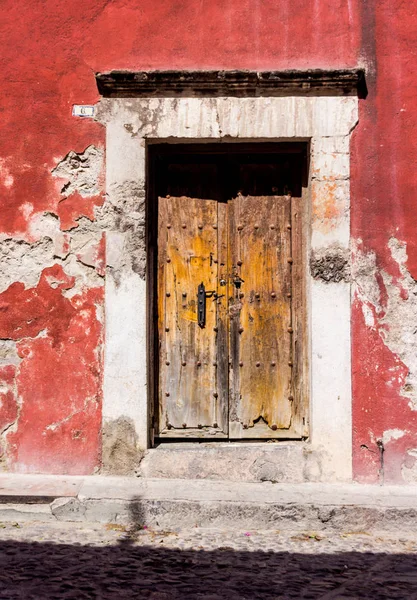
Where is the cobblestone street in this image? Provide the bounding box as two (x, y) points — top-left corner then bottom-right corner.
(0, 521), (416, 599)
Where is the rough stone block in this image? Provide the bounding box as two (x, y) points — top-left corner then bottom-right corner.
(138, 444), (319, 483)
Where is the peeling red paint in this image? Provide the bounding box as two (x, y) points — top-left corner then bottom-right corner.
(352, 300), (411, 483)
(57, 192), (104, 232)
(352, 261), (417, 483)
(350, 0), (417, 483)
(0, 366), (19, 446)
(0, 266), (103, 474)
(0, 366), (18, 419)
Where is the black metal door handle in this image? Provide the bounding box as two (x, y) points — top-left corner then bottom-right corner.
(197, 282), (206, 328)
(197, 282), (216, 328)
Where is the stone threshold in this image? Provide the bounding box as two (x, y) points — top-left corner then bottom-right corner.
(0, 474), (416, 533)
(139, 442), (323, 483)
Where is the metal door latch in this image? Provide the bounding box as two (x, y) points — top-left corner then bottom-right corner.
(197, 282), (216, 328)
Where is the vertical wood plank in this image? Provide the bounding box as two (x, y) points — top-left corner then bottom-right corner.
(216, 201), (229, 432)
(158, 196), (224, 433)
(291, 194), (309, 437)
(229, 195), (293, 436)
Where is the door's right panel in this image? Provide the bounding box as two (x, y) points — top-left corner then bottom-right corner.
(228, 194), (294, 438)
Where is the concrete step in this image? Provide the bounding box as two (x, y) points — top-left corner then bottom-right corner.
(0, 474), (417, 533)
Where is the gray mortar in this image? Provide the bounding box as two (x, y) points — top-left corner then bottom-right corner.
(310, 246), (350, 283)
(69, 178), (146, 281)
(103, 181), (146, 279)
(101, 417), (144, 476)
(0, 236), (104, 298)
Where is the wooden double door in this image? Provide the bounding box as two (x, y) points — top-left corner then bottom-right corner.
(154, 147), (307, 440)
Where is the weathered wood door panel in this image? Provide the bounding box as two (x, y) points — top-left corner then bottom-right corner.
(158, 196), (228, 436)
(228, 195), (293, 438)
(157, 192), (306, 439)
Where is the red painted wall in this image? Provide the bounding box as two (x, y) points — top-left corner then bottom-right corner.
(0, 0), (416, 480)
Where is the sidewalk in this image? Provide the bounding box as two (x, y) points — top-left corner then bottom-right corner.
(0, 474), (417, 532)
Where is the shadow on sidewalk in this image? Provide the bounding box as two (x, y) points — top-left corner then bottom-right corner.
(0, 497), (415, 599)
(0, 537), (415, 599)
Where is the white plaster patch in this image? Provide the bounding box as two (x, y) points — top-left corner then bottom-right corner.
(402, 449), (417, 483)
(27, 212), (70, 259)
(382, 429), (405, 445)
(361, 302), (375, 328)
(28, 212), (60, 240)
(311, 279), (352, 480)
(0, 158), (14, 188)
(52, 145), (103, 197)
(103, 273), (147, 446)
(60, 254), (104, 298)
(352, 241), (382, 312)
(0, 234), (103, 298)
(19, 203), (34, 220)
(0, 237), (55, 294)
(0, 340), (21, 366)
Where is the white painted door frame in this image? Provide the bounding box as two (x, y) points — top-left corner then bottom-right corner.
(96, 94), (358, 481)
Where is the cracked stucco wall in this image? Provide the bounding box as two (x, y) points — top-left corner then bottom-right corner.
(353, 238), (417, 408)
(1, 0), (415, 484)
(352, 237), (417, 483)
(0, 140), (146, 474)
(0, 146), (108, 474)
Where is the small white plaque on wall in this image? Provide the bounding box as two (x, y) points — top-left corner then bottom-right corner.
(72, 105), (95, 118)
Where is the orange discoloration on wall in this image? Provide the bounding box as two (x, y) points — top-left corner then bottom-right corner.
(311, 182), (345, 229)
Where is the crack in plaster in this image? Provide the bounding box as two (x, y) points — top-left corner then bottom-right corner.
(44, 408), (85, 433)
(0, 238), (55, 294)
(0, 237), (104, 297)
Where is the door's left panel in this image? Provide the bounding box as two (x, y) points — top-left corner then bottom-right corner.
(158, 195), (227, 437)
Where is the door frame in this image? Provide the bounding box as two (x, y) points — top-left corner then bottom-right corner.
(97, 87), (358, 480)
(147, 143), (309, 441)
